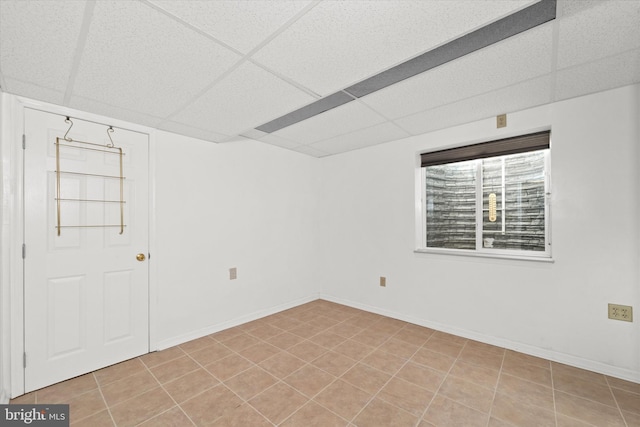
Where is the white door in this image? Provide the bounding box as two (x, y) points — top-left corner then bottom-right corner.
(23, 108), (149, 392)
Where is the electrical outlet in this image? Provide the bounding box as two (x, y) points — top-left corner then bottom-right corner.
(229, 267), (237, 280)
(608, 304), (633, 322)
(496, 114), (507, 128)
(380, 276), (386, 287)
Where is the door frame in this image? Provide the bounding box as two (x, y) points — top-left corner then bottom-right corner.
(1, 94), (159, 398)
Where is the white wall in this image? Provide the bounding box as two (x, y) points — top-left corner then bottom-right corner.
(318, 84), (640, 381)
(152, 132), (322, 348)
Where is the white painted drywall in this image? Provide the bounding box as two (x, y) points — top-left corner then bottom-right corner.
(152, 132), (322, 348)
(317, 84), (640, 381)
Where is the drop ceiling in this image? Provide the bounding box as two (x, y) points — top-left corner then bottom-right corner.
(1, 0), (638, 157)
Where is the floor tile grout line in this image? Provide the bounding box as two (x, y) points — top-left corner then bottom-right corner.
(138, 355), (197, 427)
(550, 362), (559, 427)
(605, 375), (631, 427)
(484, 350), (507, 427)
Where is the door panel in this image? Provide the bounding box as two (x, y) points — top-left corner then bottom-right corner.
(24, 108), (149, 391)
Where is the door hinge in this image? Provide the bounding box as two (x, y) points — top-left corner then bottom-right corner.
(23, 352), (26, 368)
(22, 134), (26, 150)
(22, 243), (26, 259)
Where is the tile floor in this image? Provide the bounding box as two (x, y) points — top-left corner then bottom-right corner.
(10, 300), (640, 426)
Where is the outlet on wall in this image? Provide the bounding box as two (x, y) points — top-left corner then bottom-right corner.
(380, 276), (386, 287)
(608, 303), (633, 322)
(229, 267), (237, 280)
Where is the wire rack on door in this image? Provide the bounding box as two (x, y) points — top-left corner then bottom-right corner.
(54, 117), (126, 236)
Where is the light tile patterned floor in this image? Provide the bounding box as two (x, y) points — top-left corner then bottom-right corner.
(10, 300), (640, 426)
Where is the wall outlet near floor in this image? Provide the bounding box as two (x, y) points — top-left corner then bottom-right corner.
(608, 303), (633, 322)
(497, 113), (507, 128)
(229, 267), (237, 280)
(379, 276), (386, 287)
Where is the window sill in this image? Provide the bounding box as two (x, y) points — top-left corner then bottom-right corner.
(414, 248), (555, 263)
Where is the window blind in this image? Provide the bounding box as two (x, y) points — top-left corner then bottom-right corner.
(421, 131), (550, 167)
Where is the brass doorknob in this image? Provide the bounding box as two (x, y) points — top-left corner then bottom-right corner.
(136, 253), (146, 262)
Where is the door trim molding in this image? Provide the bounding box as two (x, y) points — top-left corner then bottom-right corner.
(3, 94), (157, 398)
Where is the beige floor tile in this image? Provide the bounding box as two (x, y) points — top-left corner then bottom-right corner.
(437, 376), (495, 413)
(391, 328), (432, 347)
(552, 362), (608, 386)
(607, 376), (640, 395)
(284, 364), (336, 398)
(396, 362), (446, 392)
(222, 333), (261, 352)
(351, 329), (392, 347)
(556, 413), (600, 427)
(210, 403), (272, 427)
(488, 417), (517, 427)
(137, 407), (194, 426)
(555, 390), (626, 427)
(378, 377), (434, 416)
(289, 323), (326, 339)
(422, 338), (464, 358)
(496, 373), (554, 411)
(188, 342), (234, 366)
(554, 371), (617, 407)
(163, 368), (219, 403)
(341, 363), (391, 394)
(372, 317), (407, 333)
(248, 382), (309, 424)
(70, 409), (114, 427)
(362, 349), (407, 375)
(314, 379), (372, 421)
(68, 389), (107, 424)
(464, 340), (506, 356)
(110, 387), (174, 426)
(491, 391), (555, 427)
(259, 351), (306, 378)
(236, 342), (281, 364)
(378, 338), (420, 359)
(139, 347), (185, 368)
(180, 385), (243, 425)
(311, 351), (357, 377)
(266, 316), (304, 331)
(100, 370), (159, 407)
(612, 387), (640, 414)
(281, 401), (348, 427)
(504, 350), (551, 369)
(502, 359), (552, 387)
(209, 327), (244, 343)
(354, 397), (418, 427)
(327, 322), (365, 339)
(411, 347), (456, 373)
(457, 347), (504, 371)
(37, 373), (98, 404)
(431, 331), (467, 345)
(449, 360), (500, 390)
(149, 355), (200, 384)
(623, 410), (640, 427)
(266, 332), (305, 350)
(179, 336), (216, 354)
(246, 324), (285, 340)
(422, 395), (489, 427)
(310, 331), (347, 349)
(333, 339), (375, 360)
(224, 366), (277, 400)
(287, 340), (328, 362)
(204, 353), (253, 381)
(94, 358), (146, 387)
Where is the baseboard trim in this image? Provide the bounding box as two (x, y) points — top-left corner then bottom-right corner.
(154, 293), (320, 350)
(320, 294), (640, 383)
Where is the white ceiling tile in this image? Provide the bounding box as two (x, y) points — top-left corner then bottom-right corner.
(290, 144), (330, 158)
(395, 75), (552, 135)
(148, 0), (313, 54)
(557, 0), (640, 69)
(157, 121), (229, 143)
(72, 0), (241, 118)
(259, 134), (302, 150)
(361, 23), (554, 120)
(270, 101), (387, 145)
(555, 48), (640, 102)
(253, 0), (534, 95)
(3, 78), (65, 105)
(309, 122), (410, 155)
(0, 0), (85, 90)
(171, 61), (315, 136)
(69, 95), (164, 129)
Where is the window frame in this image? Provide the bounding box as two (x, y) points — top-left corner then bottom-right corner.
(415, 134), (552, 261)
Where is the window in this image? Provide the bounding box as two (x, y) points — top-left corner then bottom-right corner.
(419, 131), (550, 258)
